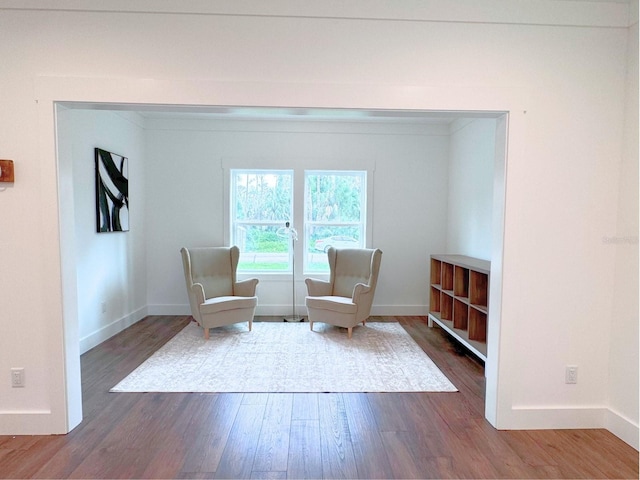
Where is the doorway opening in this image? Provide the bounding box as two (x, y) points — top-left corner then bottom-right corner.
(50, 95), (508, 433)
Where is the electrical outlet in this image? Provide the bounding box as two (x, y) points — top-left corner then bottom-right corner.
(565, 365), (578, 384)
(11, 368), (25, 388)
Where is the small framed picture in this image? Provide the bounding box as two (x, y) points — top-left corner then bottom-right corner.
(95, 148), (129, 233)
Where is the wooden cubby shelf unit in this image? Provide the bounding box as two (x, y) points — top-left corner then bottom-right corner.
(428, 254), (490, 362)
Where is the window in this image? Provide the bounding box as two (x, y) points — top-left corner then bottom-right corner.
(230, 167), (368, 274)
(231, 169), (293, 271)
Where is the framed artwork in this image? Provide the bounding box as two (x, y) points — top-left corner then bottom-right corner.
(95, 148), (129, 233)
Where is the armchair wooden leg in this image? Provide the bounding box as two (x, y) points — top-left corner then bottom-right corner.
(348, 327), (353, 339)
(309, 321), (314, 332)
(204, 328), (210, 340)
(249, 320), (253, 331)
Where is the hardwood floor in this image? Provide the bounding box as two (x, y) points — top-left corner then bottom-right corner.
(0, 316), (637, 479)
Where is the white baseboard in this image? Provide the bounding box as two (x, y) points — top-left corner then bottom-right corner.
(79, 306), (148, 354)
(605, 407), (639, 450)
(256, 305), (306, 316)
(147, 304), (191, 316)
(508, 405), (607, 429)
(506, 405), (638, 451)
(370, 305), (428, 316)
(0, 410), (60, 435)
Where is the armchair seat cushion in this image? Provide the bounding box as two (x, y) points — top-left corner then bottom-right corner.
(305, 296), (357, 314)
(201, 295), (258, 315)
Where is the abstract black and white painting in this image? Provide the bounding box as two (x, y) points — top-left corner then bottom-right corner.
(95, 148), (129, 233)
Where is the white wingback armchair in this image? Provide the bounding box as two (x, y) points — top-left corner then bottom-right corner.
(305, 247), (382, 338)
(180, 246), (258, 339)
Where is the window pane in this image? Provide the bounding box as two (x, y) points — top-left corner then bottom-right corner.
(305, 171), (366, 272)
(306, 225), (362, 272)
(305, 172), (364, 222)
(231, 170), (293, 272)
(233, 171), (292, 221)
(236, 224), (290, 271)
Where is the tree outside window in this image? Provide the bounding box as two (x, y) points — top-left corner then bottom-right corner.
(305, 171), (366, 272)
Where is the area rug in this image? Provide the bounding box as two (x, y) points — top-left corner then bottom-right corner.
(110, 322), (457, 393)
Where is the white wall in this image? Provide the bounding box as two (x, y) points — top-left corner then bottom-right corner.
(445, 118), (496, 259)
(54, 110), (453, 352)
(0, 1), (636, 447)
(606, 16), (639, 448)
(62, 110), (148, 354)
(144, 118), (450, 315)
